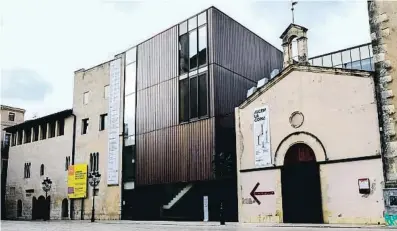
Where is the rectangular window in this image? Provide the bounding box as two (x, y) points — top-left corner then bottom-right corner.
(99, 114), (107, 131)
(198, 26), (207, 67)
(17, 131), (22, 145)
(179, 33), (189, 75)
(179, 78), (189, 122)
(83, 91), (89, 105)
(49, 121), (56, 138)
(198, 73), (208, 117)
(190, 76), (198, 118)
(65, 156), (70, 171)
(4, 133), (11, 146)
(189, 30), (198, 70)
(90, 152), (99, 172)
(124, 94), (136, 137)
(104, 85), (109, 99)
(33, 126), (39, 142)
(188, 17), (197, 31)
(126, 47), (136, 65)
(198, 11), (207, 26)
(125, 64), (136, 95)
(25, 128), (31, 143)
(179, 21), (188, 35)
(8, 112), (15, 121)
(24, 162), (31, 178)
(82, 119), (89, 135)
(41, 124), (47, 140)
(58, 119), (65, 136)
(12, 133), (17, 146)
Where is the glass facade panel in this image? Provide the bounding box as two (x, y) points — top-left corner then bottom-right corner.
(124, 93), (136, 137)
(190, 76), (198, 118)
(351, 48), (360, 61)
(188, 17), (197, 31)
(351, 60), (362, 70)
(342, 50), (351, 66)
(198, 73), (208, 117)
(332, 53), (342, 66)
(189, 30), (198, 70)
(312, 58), (322, 66)
(360, 45), (370, 59)
(179, 21), (188, 35)
(125, 64), (136, 95)
(179, 78), (189, 122)
(179, 33), (189, 75)
(126, 47), (136, 65)
(322, 55), (332, 67)
(198, 11), (207, 26)
(361, 58), (373, 71)
(198, 26), (207, 67)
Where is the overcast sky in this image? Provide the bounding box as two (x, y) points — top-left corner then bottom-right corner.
(1, 0), (371, 119)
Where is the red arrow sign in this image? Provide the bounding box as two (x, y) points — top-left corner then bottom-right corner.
(250, 182), (274, 205)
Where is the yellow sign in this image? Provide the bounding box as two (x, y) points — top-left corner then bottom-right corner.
(68, 164), (88, 199)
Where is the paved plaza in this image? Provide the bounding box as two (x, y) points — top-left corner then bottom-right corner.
(1, 220), (397, 231)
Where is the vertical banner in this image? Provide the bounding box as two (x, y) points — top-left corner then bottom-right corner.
(108, 58), (121, 185)
(203, 196), (209, 222)
(253, 105), (272, 167)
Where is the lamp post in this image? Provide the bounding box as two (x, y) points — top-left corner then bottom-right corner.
(41, 177), (52, 221)
(88, 171), (101, 222)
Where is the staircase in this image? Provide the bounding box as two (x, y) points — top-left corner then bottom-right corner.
(163, 184), (193, 210)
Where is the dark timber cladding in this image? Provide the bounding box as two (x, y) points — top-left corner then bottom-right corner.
(208, 8), (283, 82)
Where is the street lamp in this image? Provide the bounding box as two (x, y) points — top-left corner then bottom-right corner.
(88, 171), (101, 222)
(41, 177), (52, 221)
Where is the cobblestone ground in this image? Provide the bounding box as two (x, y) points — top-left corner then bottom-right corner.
(1, 220), (395, 231)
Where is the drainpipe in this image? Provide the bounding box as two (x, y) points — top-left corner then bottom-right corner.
(70, 113), (77, 220)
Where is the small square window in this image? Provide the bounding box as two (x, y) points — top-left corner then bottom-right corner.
(104, 85), (109, 99)
(99, 114), (107, 131)
(188, 17), (197, 31)
(8, 112), (15, 121)
(83, 92), (89, 105)
(82, 118), (89, 135)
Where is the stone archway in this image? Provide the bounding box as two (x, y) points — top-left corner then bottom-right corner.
(281, 143), (323, 224)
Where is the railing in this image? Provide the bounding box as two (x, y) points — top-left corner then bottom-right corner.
(308, 43), (374, 72)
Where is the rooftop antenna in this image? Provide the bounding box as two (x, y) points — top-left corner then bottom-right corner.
(291, 0), (298, 24)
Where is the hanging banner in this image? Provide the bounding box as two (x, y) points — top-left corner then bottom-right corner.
(253, 105), (272, 167)
(67, 164), (88, 199)
(108, 58), (121, 185)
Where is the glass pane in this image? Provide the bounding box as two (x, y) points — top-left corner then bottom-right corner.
(188, 17), (197, 31)
(125, 135), (135, 146)
(126, 47), (136, 64)
(179, 78), (189, 122)
(125, 64), (136, 95)
(124, 93), (136, 136)
(179, 34), (189, 75)
(342, 50), (351, 65)
(351, 48), (360, 61)
(198, 73), (208, 117)
(190, 77), (198, 118)
(369, 45), (373, 57)
(198, 26), (207, 67)
(331, 53), (342, 66)
(189, 30), (198, 70)
(179, 21), (188, 35)
(361, 58), (373, 71)
(360, 45), (370, 59)
(323, 55), (332, 67)
(312, 58), (322, 66)
(198, 11), (207, 26)
(351, 60), (362, 70)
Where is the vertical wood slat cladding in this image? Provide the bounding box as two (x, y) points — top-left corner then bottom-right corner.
(136, 26), (178, 91)
(136, 118), (215, 185)
(209, 8), (284, 81)
(210, 64), (256, 117)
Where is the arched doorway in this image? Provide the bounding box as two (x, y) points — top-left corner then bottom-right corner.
(281, 143), (323, 223)
(17, 200), (22, 217)
(35, 196), (50, 220)
(61, 199), (68, 218)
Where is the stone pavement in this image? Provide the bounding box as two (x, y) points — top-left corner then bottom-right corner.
(2, 220), (397, 231)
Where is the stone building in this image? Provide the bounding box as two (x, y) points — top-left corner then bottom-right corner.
(4, 109), (74, 220)
(235, 24), (384, 224)
(367, 0), (397, 225)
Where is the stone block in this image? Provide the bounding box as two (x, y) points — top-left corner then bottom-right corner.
(374, 53), (386, 63)
(381, 75), (393, 84)
(381, 89), (394, 99)
(383, 105), (396, 115)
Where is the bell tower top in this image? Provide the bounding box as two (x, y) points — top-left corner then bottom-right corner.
(280, 23), (309, 69)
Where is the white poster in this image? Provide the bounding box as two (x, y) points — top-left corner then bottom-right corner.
(107, 58), (121, 185)
(203, 196), (209, 222)
(253, 105), (272, 167)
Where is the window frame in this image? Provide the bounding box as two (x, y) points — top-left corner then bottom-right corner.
(99, 114), (108, 131)
(81, 118), (89, 135)
(40, 164), (45, 176)
(83, 91), (89, 105)
(8, 112), (15, 121)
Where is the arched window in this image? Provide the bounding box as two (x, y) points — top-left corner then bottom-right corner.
(17, 200), (22, 217)
(61, 199), (68, 218)
(40, 164), (44, 176)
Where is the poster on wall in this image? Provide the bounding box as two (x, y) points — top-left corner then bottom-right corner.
(67, 164), (88, 199)
(253, 105), (272, 167)
(107, 58), (121, 185)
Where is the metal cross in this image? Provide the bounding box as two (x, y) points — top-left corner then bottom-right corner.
(291, 0), (298, 24)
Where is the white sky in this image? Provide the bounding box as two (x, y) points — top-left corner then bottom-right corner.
(0, 0), (371, 119)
